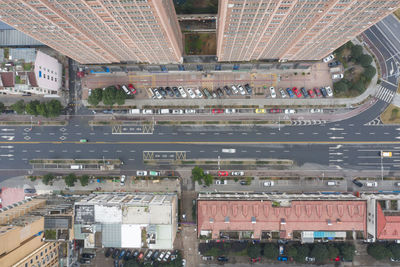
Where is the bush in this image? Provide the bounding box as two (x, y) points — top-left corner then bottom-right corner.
(363, 65), (376, 81)
(26, 100), (40, 116)
(79, 175), (89, 186)
(351, 45), (363, 60)
(339, 243), (355, 261)
(88, 88), (103, 106)
(0, 102), (5, 113)
(359, 54), (373, 67)
(11, 100), (25, 114)
(389, 243), (400, 259)
(42, 173), (55, 185)
(327, 245), (339, 259)
(263, 243), (278, 259)
(391, 108), (399, 121)
(102, 86), (117, 106)
(293, 245), (309, 263)
(351, 80), (365, 93)
(311, 244), (329, 263)
(333, 81), (349, 93)
(64, 173), (77, 187)
(115, 89), (126, 105)
(367, 243), (392, 260)
(247, 244), (261, 258)
(287, 246), (298, 257)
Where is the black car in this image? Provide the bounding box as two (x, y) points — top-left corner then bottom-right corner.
(158, 87), (167, 97)
(79, 258), (91, 264)
(118, 249), (126, 260)
(352, 179), (363, 187)
(239, 180), (247, 185)
(172, 87), (181, 97)
(145, 250), (153, 260)
(244, 84), (252, 94)
(105, 248), (114, 258)
(165, 87), (174, 97)
(132, 250), (139, 259)
(300, 87), (308, 98)
(112, 249), (120, 259)
(217, 256), (229, 262)
(151, 251), (160, 261)
(216, 88), (224, 97)
(223, 86), (232, 96)
(124, 250), (131, 261)
(320, 87), (327, 97)
(328, 60), (341, 67)
(82, 253), (95, 259)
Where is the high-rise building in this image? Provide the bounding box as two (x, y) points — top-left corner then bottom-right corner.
(217, 0), (400, 62)
(0, 0), (182, 64)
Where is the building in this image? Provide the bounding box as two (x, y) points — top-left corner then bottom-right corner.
(0, 21), (43, 47)
(0, 198), (60, 267)
(34, 51), (62, 95)
(0, 187), (26, 208)
(197, 193), (367, 243)
(74, 193), (178, 250)
(217, 0), (400, 62)
(0, 0), (182, 64)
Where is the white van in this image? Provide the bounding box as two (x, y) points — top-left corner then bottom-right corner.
(129, 109), (140, 114)
(160, 109), (171, 114)
(327, 181), (338, 186)
(71, 165), (83, 170)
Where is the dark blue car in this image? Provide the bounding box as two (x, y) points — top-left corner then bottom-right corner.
(278, 256), (288, 261)
(286, 88), (295, 98)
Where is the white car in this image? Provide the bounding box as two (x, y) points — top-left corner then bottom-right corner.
(216, 180), (228, 185)
(178, 86), (187, 98)
(263, 181), (275, 187)
(231, 171), (244, 176)
(332, 73), (344, 80)
(366, 181), (378, 187)
(142, 109), (153, 114)
(222, 148), (236, 153)
(285, 109), (296, 114)
(120, 175), (126, 186)
(325, 86), (333, 97)
(310, 109), (322, 113)
(153, 88), (163, 99)
(186, 88), (196, 98)
(158, 251), (166, 262)
(225, 109), (236, 114)
(270, 87), (276, 98)
(323, 54), (334, 62)
(88, 89), (92, 96)
(194, 88), (203, 98)
(136, 170), (147, 176)
(279, 88), (287, 98)
(172, 109), (184, 114)
(231, 85), (239, 94)
(185, 109), (196, 114)
(238, 85), (246, 95)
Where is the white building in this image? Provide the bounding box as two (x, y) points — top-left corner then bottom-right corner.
(33, 51), (62, 95)
(74, 193), (178, 250)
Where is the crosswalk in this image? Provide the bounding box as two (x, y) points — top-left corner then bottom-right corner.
(375, 85), (395, 103)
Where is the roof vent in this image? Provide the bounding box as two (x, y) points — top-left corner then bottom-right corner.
(327, 219), (332, 226)
(224, 216), (230, 223)
(280, 218), (286, 225)
(209, 218), (214, 223)
(251, 216), (256, 224)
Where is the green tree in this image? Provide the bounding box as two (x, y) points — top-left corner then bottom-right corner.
(46, 100), (62, 117)
(247, 244), (261, 259)
(11, 100), (25, 114)
(191, 166), (204, 182)
(115, 89), (126, 105)
(79, 175), (89, 186)
(88, 88), (103, 106)
(367, 243), (392, 260)
(26, 100), (40, 116)
(333, 81), (348, 93)
(339, 243), (355, 261)
(311, 244), (329, 263)
(358, 54), (373, 67)
(294, 245), (309, 263)
(102, 86), (116, 106)
(389, 243), (400, 259)
(287, 246), (298, 258)
(363, 65), (376, 81)
(64, 173), (77, 187)
(351, 45), (363, 60)
(0, 102), (5, 113)
(42, 173), (55, 185)
(263, 243), (278, 260)
(36, 102), (48, 117)
(204, 174), (213, 186)
(351, 80), (365, 93)
(327, 245), (339, 259)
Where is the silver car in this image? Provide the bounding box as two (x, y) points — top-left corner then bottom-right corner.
(178, 86), (187, 98)
(279, 88), (287, 98)
(238, 85), (246, 95)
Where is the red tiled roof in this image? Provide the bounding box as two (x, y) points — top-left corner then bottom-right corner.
(28, 71), (38, 87)
(376, 202), (400, 240)
(0, 72), (14, 87)
(197, 200), (367, 239)
(0, 187), (25, 207)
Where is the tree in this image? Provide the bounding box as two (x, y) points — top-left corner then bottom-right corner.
(333, 81), (348, 93)
(88, 88), (103, 106)
(79, 175), (89, 186)
(367, 243), (392, 260)
(115, 89), (126, 105)
(247, 244), (261, 259)
(102, 86), (116, 106)
(327, 245), (339, 259)
(46, 100), (62, 117)
(36, 102), (48, 117)
(64, 173), (77, 187)
(363, 65), (376, 81)
(351, 80), (365, 93)
(263, 243), (278, 260)
(204, 174), (213, 186)
(389, 243), (400, 259)
(42, 173), (55, 185)
(351, 45), (363, 60)
(294, 245), (309, 263)
(125, 260), (140, 267)
(358, 54), (373, 67)
(339, 243), (355, 261)
(310, 244), (329, 263)
(192, 166), (204, 182)
(26, 100), (40, 116)
(287, 246), (298, 258)
(11, 100), (25, 114)
(0, 102), (5, 113)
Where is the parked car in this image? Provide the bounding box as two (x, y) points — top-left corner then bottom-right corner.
(118, 250), (126, 260)
(137, 252), (144, 260)
(128, 84), (137, 94)
(231, 171), (244, 176)
(285, 109), (296, 114)
(211, 91), (218, 98)
(172, 87), (181, 97)
(270, 87), (276, 98)
(151, 251), (160, 261)
(286, 87), (295, 98)
(320, 87), (328, 97)
(194, 88), (203, 98)
(82, 253), (95, 259)
(178, 86), (187, 98)
(145, 250), (153, 261)
(239, 180), (247, 185)
(79, 258), (91, 264)
(328, 60), (341, 67)
(292, 87), (302, 98)
(216, 88), (224, 97)
(305, 257), (316, 262)
(120, 175), (126, 186)
(269, 108), (282, 113)
(124, 250), (131, 261)
(279, 88), (287, 98)
(212, 109), (224, 114)
(105, 248), (114, 258)
(158, 87), (167, 97)
(238, 85), (246, 95)
(279, 245), (284, 255)
(216, 180), (227, 185)
(308, 89), (315, 98)
(381, 151), (392, 157)
(112, 249), (120, 259)
(187, 88), (196, 98)
(225, 108), (236, 114)
(300, 87), (308, 97)
(136, 170), (147, 176)
(165, 87), (174, 97)
(263, 181), (274, 186)
(172, 109), (184, 114)
(218, 171), (229, 176)
(223, 86), (232, 96)
(314, 87), (322, 97)
(202, 256), (214, 261)
(366, 181), (378, 187)
(250, 257), (261, 263)
(323, 54), (334, 62)
(163, 251), (171, 262)
(352, 179), (363, 187)
(231, 85), (239, 94)
(153, 88), (162, 99)
(203, 88), (212, 99)
(157, 251), (166, 261)
(132, 250), (139, 259)
(185, 109), (196, 114)
(217, 256), (229, 262)
(255, 108), (266, 114)
(142, 109), (153, 114)
(325, 86), (333, 97)
(244, 84), (252, 94)
(332, 73), (344, 79)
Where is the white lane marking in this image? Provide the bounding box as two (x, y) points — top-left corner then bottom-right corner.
(284, 133), (290, 135)
(348, 124), (354, 126)
(242, 133), (248, 135)
(129, 158), (135, 161)
(158, 133), (164, 135)
(384, 132), (390, 135)
(270, 132), (276, 135)
(62, 150), (67, 152)
(228, 133), (233, 135)
(49, 150), (55, 153)
(22, 158), (27, 161)
(200, 133), (206, 135)
(35, 150), (41, 152)
(130, 150), (136, 152)
(35, 133), (41, 135)
(270, 150), (275, 153)
(200, 150), (205, 153)
(76, 150), (81, 153)
(298, 132), (304, 135)
(172, 133), (178, 135)
(76, 133), (82, 135)
(75, 124), (79, 127)
(214, 133), (220, 135)
(355, 132), (361, 135)
(186, 133), (192, 135)
(90, 132), (95, 135)
(256, 150), (261, 153)
(116, 150), (122, 152)
(313, 132), (319, 135)
(369, 132), (375, 135)
(89, 150), (95, 153)
(22, 150), (27, 152)
(341, 132), (347, 135)
(284, 150), (290, 152)
(213, 150), (218, 153)
(256, 132), (262, 135)
(242, 150), (247, 152)
(104, 133), (109, 135)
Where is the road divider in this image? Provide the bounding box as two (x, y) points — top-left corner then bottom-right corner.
(29, 158), (122, 170)
(0, 121), (67, 126)
(144, 158), (293, 166)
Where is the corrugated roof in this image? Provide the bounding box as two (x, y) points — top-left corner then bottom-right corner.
(0, 28), (43, 46)
(10, 48), (36, 62)
(102, 223), (121, 248)
(44, 216), (71, 229)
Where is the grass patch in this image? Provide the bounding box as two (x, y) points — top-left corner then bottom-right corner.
(394, 8), (400, 21)
(23, 62), (32, 71)
(184, 33), (216, 55)
(381, 104), (400, 124)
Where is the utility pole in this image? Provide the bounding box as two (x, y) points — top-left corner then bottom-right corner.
(278, 116), (281, 131)
(380, 150), (384, 181)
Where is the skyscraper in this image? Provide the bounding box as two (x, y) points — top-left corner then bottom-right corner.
(217, 0), (400, 62)
(0, 0), (182, 64)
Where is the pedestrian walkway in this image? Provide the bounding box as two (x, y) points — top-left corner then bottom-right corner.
(375, 85), (395, 103)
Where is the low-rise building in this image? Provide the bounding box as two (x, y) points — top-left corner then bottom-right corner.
(74, 193), (177, 250)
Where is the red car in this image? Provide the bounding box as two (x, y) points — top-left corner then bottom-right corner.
(250, 257), (261, 263)
(308, 89), (315, 98)
(218, 171), (229, 176)
(314, 87), (322, 97)
(269, 109), (281, 113)
(212, 109), (224, 114)
(128, 84), (137, 94)
(292, 87), (302, 98)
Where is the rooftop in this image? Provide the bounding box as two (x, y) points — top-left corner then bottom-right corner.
(376, 202), (400, 240)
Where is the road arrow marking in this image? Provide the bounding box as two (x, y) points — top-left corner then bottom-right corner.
(329, 145), (342, 149)
(1, 129), (14, 132)
(329, 159), (343, 162)
(329, 128), (344, 131)
(0, 146), (13, 148)
(395, 137), (400, 139)
(1, 136), (14, 140)
(329, 152), (343, 155)
(330, 136), (344, 139)
(0, 154), (13, 157)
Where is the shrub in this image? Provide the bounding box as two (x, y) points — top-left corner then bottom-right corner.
(263, 243), (278, 259)
(64, 173), (77, 187)
(79, 175), (89, 186)
(247, 244), (261, 258)
(42, 173), (55, 185)
(351, 45), (363, 60)
(367, 243), (392, 260)
(310, 244), (329, 263)
(358, 54), (373, 67)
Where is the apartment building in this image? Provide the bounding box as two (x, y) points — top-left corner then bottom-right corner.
(217, 0), (400, 62)
(0, 0), (182, 64)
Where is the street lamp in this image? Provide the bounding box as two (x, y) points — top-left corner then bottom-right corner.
(380, 150), (384, 181)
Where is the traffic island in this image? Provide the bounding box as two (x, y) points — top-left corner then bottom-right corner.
(380, 104), (400, 124)
(144, 158), (293, 166)
(29, 158), (122, 170)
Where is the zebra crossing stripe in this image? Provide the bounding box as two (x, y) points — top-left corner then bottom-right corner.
(375, 86), (395, 103)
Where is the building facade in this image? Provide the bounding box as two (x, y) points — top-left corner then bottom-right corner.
(0, 0), (182, 64)
(217, 0), (400, 62)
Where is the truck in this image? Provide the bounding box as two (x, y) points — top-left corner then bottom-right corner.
(149, 171), (160, 176)
(71, 165), (83, 170)
(129, 109), (141, 114)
